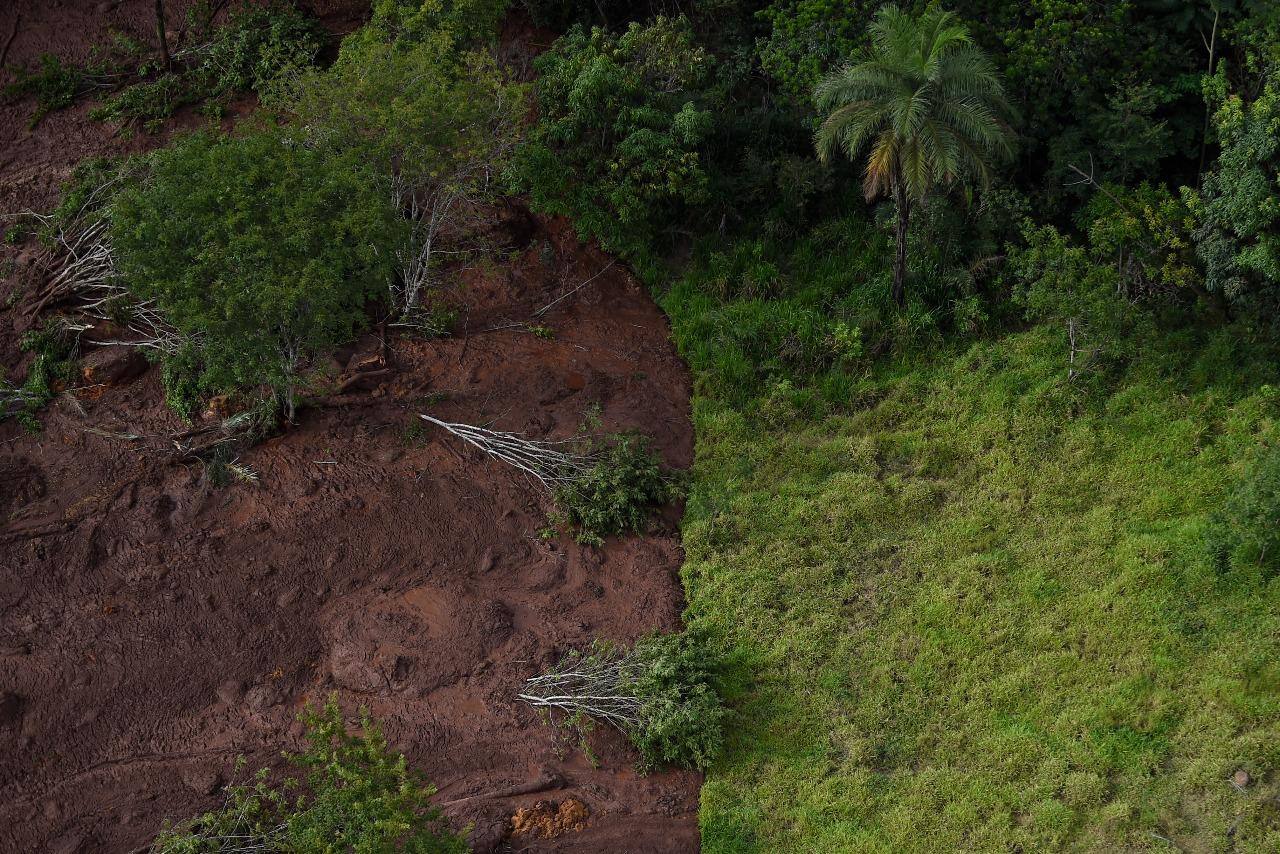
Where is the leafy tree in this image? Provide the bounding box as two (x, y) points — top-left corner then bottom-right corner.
(755, 0), (874, 99)
(153, 698), (467, 852)
(814, 5), (1014, 307)
(110, 129), (406, 419)
(1187, 68), (1280, 318)
(271, 1), (524, 323)
(512, 15), (715, 255)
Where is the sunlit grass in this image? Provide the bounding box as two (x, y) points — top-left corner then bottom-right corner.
(672, 318), (1280, 851)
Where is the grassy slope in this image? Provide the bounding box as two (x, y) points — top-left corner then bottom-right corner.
(667, 311), (1280, 850)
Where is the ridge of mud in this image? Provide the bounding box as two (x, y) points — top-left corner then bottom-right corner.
(0, 3), (700, 851)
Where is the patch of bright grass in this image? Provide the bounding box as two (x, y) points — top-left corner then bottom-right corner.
(670, 310), (1280, 850)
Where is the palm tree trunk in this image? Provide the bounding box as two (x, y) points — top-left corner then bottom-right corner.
(892, 170), (909, 309)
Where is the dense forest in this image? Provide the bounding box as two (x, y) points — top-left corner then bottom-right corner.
(3, 0), (1280, 850)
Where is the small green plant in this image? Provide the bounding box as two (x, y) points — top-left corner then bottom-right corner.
(2, 41), (133, 128)
(153, 696), (467, 852)
(2, 320), (80, 431)
(1207, 443), (1280, 579)
(552, 433), (679, 545)
(520, 629), (727, 772)
(528, 323), (555, 340)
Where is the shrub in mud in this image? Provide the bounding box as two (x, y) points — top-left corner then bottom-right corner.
(153, 697), (467, 852)
(551, 433), (681, 545)
(519, 628), (728, 771)
(110, 128), (407, 420)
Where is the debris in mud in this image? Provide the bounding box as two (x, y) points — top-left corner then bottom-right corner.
(80, 345), (148, 385)
(510, 797), (590, 839)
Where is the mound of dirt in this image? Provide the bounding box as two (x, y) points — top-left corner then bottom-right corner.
(0, 3), (701, 852)
(512, 798), (591, 840)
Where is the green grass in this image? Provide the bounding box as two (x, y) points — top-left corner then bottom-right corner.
(667, 304), (1280, 850)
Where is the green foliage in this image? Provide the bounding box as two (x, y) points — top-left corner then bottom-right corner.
(553, 433), (678, 545)
(628, 629), (729, 771)
(512, 16), (715, 255)
(273, 6), (520, 190)
(110, 129), (406, 415)
(89, 1), (322, 130)
(2, 321), (79, 431)
(1189, 68), (1280, 317)
(153, 697), (467, 852)
(1005, 220), (1134, 385)
(756, 0), (871, 98)
(359, 0), (511, 48)
(1207, 441), (1280, 579)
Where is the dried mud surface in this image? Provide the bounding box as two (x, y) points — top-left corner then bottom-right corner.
(0, 3), (700, 851)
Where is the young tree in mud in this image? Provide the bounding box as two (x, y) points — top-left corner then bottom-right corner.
(269, 8), (524, 331)
(519, 629), (727, 772)
(421, 415), (678, 545)
(154, 697), (467, 852)
(111, 129), (407, 421)
(813, 5), (1014, 308)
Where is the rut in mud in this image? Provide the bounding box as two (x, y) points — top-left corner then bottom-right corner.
(0, 2), (700, 851)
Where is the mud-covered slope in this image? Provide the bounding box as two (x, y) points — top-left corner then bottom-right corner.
(0, 3), (701, 851)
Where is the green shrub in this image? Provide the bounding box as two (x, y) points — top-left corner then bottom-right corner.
(2, 33), (142, 127)
(1207, 443), (1280, 579)
(1, 320), (79, 431)
(511, 16), (715, 256)
(90, 1), (321, 130)
(153, 697), (467, 852)
(522, 629), (727, 772)
(553, 433), (679, 545)
(110, 129), (406, 418)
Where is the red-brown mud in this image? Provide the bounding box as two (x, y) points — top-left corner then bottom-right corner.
(0, 3), (700, 851)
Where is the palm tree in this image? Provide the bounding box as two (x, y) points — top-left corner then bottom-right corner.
(814, 5), (1014, 308)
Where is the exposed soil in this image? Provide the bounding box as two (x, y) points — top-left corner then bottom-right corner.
(0, 2), (700, 851)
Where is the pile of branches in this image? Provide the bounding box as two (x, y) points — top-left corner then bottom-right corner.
(519, 645), (648, 732)
(21, 178), (185, 354)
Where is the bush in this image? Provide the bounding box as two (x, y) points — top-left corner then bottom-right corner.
(153, 697), (467, 852)
(110, 129), (407, 418)
(511, 16), (715, 256)
(520, 629), (727, 772)
(1207, 443), (1280, 579)
(552, 433), (679, 545)
(89, 1), (322, 131)
(1, 320), (79, 431)
(269, 0), (523, 324)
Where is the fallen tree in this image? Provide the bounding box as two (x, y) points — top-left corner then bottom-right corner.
(518, 630), (728, 772)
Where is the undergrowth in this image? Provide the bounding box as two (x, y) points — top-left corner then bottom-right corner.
(1, 320), (80, 431)
(153, 697), (467, 852)
(4, 1), (321, 133)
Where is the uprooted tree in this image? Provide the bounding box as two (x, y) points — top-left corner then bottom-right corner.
(420, 415), (678, 544)
(519, 629), (728, 772)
